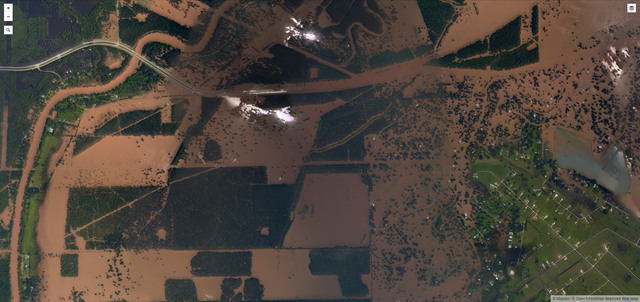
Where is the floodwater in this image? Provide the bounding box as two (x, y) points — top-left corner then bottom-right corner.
(283, 174), (371, 248)
(34, 249), (346, 301)
(144, 0), (209, 28)
(69, 136), (181, 187)
(177, 96), (347, 184)
(252, 249), (344, 299)
(554, 127), (630, 194)
(75, 92), (176, 135)
(438, 1), (535, 56)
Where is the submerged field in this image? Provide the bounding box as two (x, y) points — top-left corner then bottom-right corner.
(6, 0), (640, 301)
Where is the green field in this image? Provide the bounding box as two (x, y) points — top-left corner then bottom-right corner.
(20, 192), (45, 257)
(471, 121), (640, 299)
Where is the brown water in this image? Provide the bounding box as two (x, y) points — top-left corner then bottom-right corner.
(284, 173), (371, 248)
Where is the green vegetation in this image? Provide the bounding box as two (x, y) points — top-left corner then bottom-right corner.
(596, 253), (640, 294)
(20, 192), (44, 256)
(491, 43), (539, 71)
(194, 17), (252, 69)
(416, 0), (455, 43)
(252, 184), (297, 245)
(65, 235), (78, 250)
(111, 65), (162, 98)
(172, 97), (222, 164)
(73, 136), (103, 156)
(165, 279), (198, 302)
(308, 116), (389, 162)
(166, 167), (271, 249)
(60, 253), (78, 277)
(454, 39), (488, 59)
(203, 140), (223, 162)
(532, 5), (539, 36)
(489, 16), (521, 52)
(282, 0), (304, 12)
(30, 119), (65, 188)
(312, 87), (390, 149)
(309, 248), (370, 275)
(142, 42), (182, 68)
(0, 253), (9, 300)
(92, 109), (171, 136)
(0, 171), (12, 215)
(171, 100), (188, 124)
(4, 72), (56, 167)
(237, 44), (350, 84)
(120, 114), (162, 135)
(338, 275), (369, 297)
(428, 41), (538, 71)
(327, 0), (383, 36)
(326, 0), (354, 23)
(413, 44), (435, 57)
(243, 278), (264, 301)
(90, 46), (132, 85)
(469, 122), (640, 299)
(11, 1), (114, 65)
(53, 64), (162, 126)
(369, 48), (415, 69)
(72, 187), (168, 250)
(66, 186), (158, 231)
(221, 278), (243, 301)
(10, 7), (48, 65)
(190, 252), (252, 276)
(120, 4), (198, 46)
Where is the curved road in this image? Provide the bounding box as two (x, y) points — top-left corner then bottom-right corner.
(0, 39), (205, 96)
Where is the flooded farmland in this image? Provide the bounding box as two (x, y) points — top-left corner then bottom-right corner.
(4, 0), (640, 301)
(284, 173), (371, 248)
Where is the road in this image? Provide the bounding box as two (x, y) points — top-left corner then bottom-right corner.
(0, 40), (203, 96)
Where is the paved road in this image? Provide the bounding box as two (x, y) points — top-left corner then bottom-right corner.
(0, 40), (206, 96)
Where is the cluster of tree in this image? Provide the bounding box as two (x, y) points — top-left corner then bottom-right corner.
(313, 87), (389, 149)
(165, 279), (198, 302)
(491, 43), (539, 71)
(60, 253), (79, 277)
(308, 248), (371, 275)
(172, 97), (222, 164)
(455, 39), (489, 59)
(338, 275), (369, 297)
(369, 48), (415, 69)
(142, 42), (182, 68)
(489, 16), (521, 52)
(327, 0), (383, 36)
(532, 5), (539, 36)
(326, 0), (354, 23)
(417, 0), (455, 43)
(119, 4), (191, 46)
(0, 255), (9, 300)
(221, 278), (243, 301)
(111, 65), (162, 98)
(165, 167), (273, 249)
(190, 252), (252, 276)
(251, 184), (297, 246)
(66, 186), (157, 232)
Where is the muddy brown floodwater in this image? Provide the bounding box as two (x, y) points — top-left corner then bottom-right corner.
(284, 173), (371, 248)
(16, 0), (640, 301)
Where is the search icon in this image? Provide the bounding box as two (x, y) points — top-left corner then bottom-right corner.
(4, 26), (12, 35)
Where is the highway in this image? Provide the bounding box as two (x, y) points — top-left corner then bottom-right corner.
(0, 39), (207, 96)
